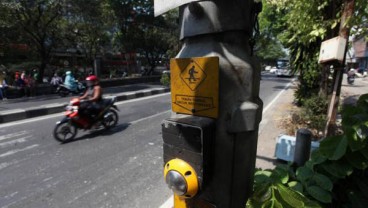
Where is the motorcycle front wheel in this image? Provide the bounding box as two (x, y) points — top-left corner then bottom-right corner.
(53, 121), (77, 143)
(102, 109), (119, 129)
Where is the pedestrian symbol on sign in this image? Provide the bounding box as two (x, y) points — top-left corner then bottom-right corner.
(180, 60), (206, 91)
(188, 66), (198, 83)
(171, 56), (219, 118)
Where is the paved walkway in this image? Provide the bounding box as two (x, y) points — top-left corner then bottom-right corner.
(255, 75), (368, 169)
(0, 83), (169, 123)
(0, 83), (163, 112)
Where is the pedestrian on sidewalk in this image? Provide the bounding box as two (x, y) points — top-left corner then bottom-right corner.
(14, 71), (26, 97)
(0, 71), (9, 100)
(27, 74), (36, 97)
(50, 73), (63, 92)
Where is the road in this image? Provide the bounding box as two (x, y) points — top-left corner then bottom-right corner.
(0, 73), (293, 208)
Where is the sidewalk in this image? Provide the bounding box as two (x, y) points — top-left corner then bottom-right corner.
(256, 79), (298, 169)
(255, 75), (368, 170)
(0, 83), (169, 124)
(341, 75), (368, 105)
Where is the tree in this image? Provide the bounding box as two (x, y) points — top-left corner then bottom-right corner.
(0, 0), (65, 83)
(255, 0), (287, 63)
(62, 0), (113, 70)
(108, 0), (179, 75)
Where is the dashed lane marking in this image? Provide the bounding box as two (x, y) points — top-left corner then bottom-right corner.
(0, 144), (39, 158)
(0, 131), (29, 142)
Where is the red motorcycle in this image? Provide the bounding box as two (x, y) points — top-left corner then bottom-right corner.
(53, 97), (119, 143)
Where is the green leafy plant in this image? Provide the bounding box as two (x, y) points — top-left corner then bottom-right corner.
(247, 165), (321, 208)
(248, 93), (368, 207)
(160, 73), (170, 87)
(301, 95), (328, 132)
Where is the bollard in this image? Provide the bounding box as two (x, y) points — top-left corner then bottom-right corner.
(294, 128), (312, 167)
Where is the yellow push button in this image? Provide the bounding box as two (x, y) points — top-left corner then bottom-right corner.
(164, 158), (199, 198)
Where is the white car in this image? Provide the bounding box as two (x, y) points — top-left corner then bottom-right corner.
(270, 67), (278, 74)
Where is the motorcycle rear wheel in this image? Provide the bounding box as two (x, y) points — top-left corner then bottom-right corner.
(53, 122), (77, 143)
(102, 110), (119, 129)
(58, 90), (69, 97)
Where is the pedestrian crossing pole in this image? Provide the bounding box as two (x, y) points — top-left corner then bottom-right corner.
(156, 1), (263, 207)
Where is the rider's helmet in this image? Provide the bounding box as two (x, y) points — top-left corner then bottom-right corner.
(66, 71), (72, 75)
(86, 75), (98, 87)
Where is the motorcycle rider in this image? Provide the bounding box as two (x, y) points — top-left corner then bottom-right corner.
(64, 71), (78, 92)
(79, 75), (103, 121)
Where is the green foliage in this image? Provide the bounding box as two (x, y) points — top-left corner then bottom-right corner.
(1, 0), (179, 79)
(109, 0), (179, 73)
(248, 93), (368, 207)
(294, 95), (328, 133)
(292, 54), (322, 106)
(350, 0), (368, 39)
(160, 73), (170, 87)
(247, 166), (321, 208)
(255, 0), (287, 62)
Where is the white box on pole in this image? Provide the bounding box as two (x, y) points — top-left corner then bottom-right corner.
(318, 36), (347, 63)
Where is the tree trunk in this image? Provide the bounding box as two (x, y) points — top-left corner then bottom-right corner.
(38, 59), (47, 83)
(147, 64), (155, 75)
(38, 49), (49, 84)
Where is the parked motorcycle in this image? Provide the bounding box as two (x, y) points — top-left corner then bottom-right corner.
(56, 81), (86, 97)
(347, 75), (355, 84)
(347, 69), (355, 85)
(53, 96), (119, 143)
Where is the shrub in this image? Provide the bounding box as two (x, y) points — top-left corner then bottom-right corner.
(160, 73), (170, 87)
(247, 93), (368, 207)
(301, 95), (328, 132)
(280, 95), (327, 138)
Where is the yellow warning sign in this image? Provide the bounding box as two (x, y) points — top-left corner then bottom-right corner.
(170, 57), (219, 118)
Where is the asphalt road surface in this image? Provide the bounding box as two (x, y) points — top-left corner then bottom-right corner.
(0, 73), (293, 208)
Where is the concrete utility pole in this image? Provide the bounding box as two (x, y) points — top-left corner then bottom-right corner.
(158, 1), (263, 207)
(326, 0), (355, 136)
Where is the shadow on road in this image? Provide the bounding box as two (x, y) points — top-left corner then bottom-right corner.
(61, 123), (131, 144)
(273, 85), (297, 90)
(342, 94), (360, 106)
(261, 75), (295, 83)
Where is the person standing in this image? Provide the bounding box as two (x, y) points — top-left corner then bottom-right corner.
(21, 71), (30, 97)
(50, 73), (63, 92)
(0, 71), (8, 100)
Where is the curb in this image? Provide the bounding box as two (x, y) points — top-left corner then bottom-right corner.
(0, 87), (170, 124)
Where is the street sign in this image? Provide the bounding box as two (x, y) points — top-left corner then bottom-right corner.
(154, 0), (201, 16)
(171, 57), (219, 118)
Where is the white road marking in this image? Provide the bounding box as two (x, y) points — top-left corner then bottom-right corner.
(130, 110), (171, 125)
(0, 131), (29, 142)
(0, 157), (30, 171)
(4, 191), (18, 199)
(0, 162), (11, 170)
(115, 92), (170, 105)
(0, 144), (39, 158)
(0, 136), (31, 148)
(159, 195), (173, 208)
(0, 92), (170, 129)
(262, 79), (295, 114)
